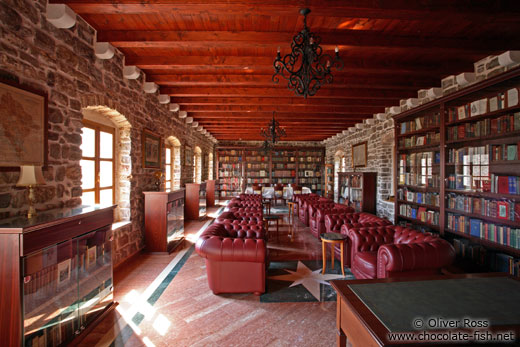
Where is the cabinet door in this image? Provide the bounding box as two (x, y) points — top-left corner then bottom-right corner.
(23, 239), (79, 346)
(167, 198), (185, 252)
(76, 226), (113, 329)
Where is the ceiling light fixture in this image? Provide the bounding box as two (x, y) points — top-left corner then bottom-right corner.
(273, 8), (343, 98)
(260, 112), (286, 150)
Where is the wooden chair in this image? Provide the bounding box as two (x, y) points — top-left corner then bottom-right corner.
(274, 183), (284, 205)
(252, 184), (262, 195)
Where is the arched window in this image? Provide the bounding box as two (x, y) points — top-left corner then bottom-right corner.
(208, 152), (214, 180)
(80, 106), (132, 221)
(165, 136), (181, 190)
(194, 146), (202, 183)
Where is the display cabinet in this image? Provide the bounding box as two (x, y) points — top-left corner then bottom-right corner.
(205, 179), (216, 207)
(144, 189), (185, 253)
(216, 148), (244, 199)
(0, 205), (116, 347)
(338, 172), (377, 214)
(185, 183), (207, 220)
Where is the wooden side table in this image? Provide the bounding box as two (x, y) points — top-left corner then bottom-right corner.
(320, 232), (348, 276)
(287, 201), (295, 221)
(263, 215), (280, 239)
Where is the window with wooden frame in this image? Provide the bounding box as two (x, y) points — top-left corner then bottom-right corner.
(165, 145), (173, 190)
(80, 120), (115, 206)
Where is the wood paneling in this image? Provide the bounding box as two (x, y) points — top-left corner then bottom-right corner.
(52, 0), (520, 140)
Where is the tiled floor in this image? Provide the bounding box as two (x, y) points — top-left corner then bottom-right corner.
(83, 203), (342, 347)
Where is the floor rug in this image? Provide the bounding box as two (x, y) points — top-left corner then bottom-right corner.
(261, 260), (355, 303)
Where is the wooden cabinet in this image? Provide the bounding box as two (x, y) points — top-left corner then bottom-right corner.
(185, 183), (207, 220)
(144, 189), (185, 253)
(338, 172), (377, 214)
(206, 180), (216, 207)
(0, 205), (116, 346)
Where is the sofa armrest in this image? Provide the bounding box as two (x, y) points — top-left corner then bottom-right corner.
(196, 236), (266, 263)
(377, 239), (455, 278)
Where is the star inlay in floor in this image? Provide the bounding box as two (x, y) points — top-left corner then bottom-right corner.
(262, 260), (355, 303)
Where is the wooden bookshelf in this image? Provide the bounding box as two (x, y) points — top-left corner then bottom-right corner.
(337, 172), (376, 213)
(324, 164), (334, 200)
(216, 146), (325, 199)
(393, 66), (520, 262)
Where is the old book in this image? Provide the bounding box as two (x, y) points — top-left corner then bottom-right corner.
(507, 87), (519, 107)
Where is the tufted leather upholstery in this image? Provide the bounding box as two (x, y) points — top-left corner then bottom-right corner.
(325, 212), (390, 235)
(238, 193), (262, 201)
(195, 222), (267, 295)
(227, 200), (262, 209)
(309, 205), (355, 238)
(216, 211), (263, 224)
(348, 226), (455, 279)
(229, 207), (263, 215)
(298, 198), (331, 225)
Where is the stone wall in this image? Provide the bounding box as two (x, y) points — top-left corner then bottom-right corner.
(325, 118), (395, 221)
(0, 0), (215, 266)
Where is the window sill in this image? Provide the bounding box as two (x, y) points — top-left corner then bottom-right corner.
(112, 220), (131, 231)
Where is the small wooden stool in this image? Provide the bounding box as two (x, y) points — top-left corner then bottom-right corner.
(320, 232), (348, 276)
(287, 201), (295, 221)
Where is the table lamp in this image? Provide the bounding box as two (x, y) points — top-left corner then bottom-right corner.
(16, 165), (46, 218)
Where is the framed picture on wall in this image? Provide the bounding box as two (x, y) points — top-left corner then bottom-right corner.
(0, 80), (48, 167)
(352, 141), (367, 168)
(142, 129), (162, 169)
(185, 146), (193, 166)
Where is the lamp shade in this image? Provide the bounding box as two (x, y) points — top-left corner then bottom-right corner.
(17, 166), (45, 186)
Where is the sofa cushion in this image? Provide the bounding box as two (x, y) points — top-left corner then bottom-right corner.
(352, 251), (377, 279)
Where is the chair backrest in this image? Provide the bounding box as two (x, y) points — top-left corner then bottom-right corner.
(274, 183), (283, 191)
(293, 185), (302, 194)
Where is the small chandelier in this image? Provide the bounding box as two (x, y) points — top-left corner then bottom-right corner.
(273, 8), (343, 98)
(260, 112), (286, 148)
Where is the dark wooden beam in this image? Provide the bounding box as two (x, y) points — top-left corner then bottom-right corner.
(163, 87), (413, 99)
(174, 97), (392, 107)
(99, 30), (518, 52)
(54, 1), (520, 23)
(183, 105), (382, 114)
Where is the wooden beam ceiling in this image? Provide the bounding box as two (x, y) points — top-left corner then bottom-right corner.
(53, 0), (520, 141)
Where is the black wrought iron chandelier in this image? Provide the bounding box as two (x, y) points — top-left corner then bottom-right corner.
(272, 8), (343, 98)
(260, 112), (286, 149)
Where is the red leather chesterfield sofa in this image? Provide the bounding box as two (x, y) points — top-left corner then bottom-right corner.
(195, 222), (267, 295)
(293, 193), (320, 216)
(227, 199), (262, 209)
(348, 225), (455, 279)
(309, 205), (355, 238)
(238, 193), (262, 201)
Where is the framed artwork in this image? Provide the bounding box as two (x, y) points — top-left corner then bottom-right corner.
(142, 129), (161, 169)
(352, 141), (367, 168)
(86, 246), (97, 269)
(185, 146), (193, 166)
(0, 80), (48, 167)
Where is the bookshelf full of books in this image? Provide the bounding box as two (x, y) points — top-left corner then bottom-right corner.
(393, 66), (520, 276)
(324, 164), (334, 200)
(216, 148), (244, 199)
(216, 146), (325, 199)
(0, 205), (116, 346)
(297, 149), (324, 195)
(337, 172), (377, 214)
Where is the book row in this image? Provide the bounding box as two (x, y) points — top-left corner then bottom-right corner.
(446, 86), (519, 122)
(447, 213), (520, 249)
(453, 238), (520, 277)
(399, 112), (440, 135)
(246, 163), (269, 169)
(397, 189), (440, 207)
(447, 194), (520, 221)
(446, 112), (520, 141)
(399, 204), (440, 225)
(399, 151), (440, 167)
(398, 131), (440, 149)
(398, 172), (440, 188)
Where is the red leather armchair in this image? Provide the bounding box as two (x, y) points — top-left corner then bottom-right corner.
(325, 212), (390, 234)
(348, 226), (455, 279)
(298, 198), (331, 225)
(227, 199), (262, 209)
(195, 222), (267, 295)
(216, 211), (263, 224)
(239, 193), (262, 201)
(309, 205), (355, 238)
